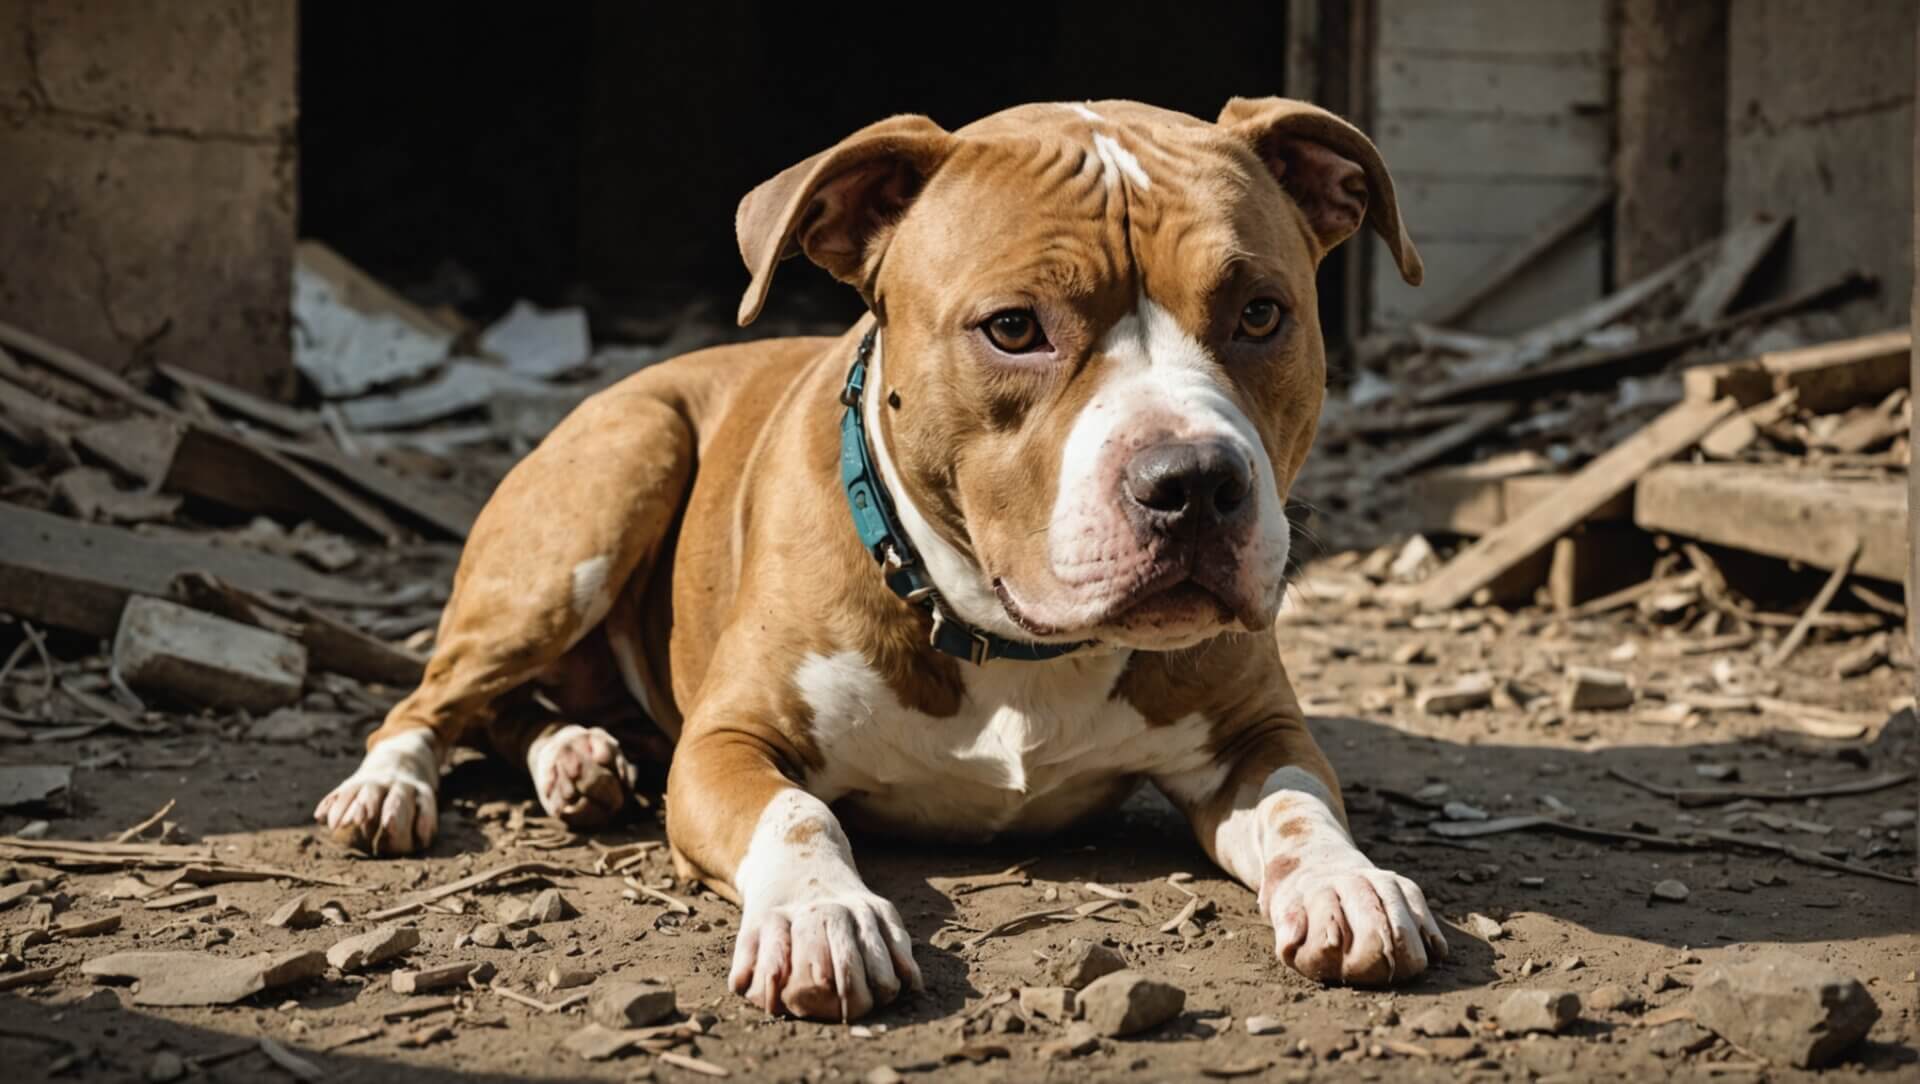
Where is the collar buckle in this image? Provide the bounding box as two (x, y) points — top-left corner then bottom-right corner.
(929, 605), (993, 665)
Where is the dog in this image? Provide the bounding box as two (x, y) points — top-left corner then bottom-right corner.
(315, 97), (1446, 1019)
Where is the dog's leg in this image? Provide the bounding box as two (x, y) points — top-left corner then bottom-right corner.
(315, 390), (694, 854)
(1158, 699), (1447, 985)
(668, 725), (920, 1021)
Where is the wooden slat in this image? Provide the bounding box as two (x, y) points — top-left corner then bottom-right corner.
(1411, 397), (1736, 610)
(1680, 216), (1792, 327)
(1635, 464), (1906, 583)
(1417, 186), (1614, 327)
(1683, 328), (1910, 412)
(1376, 402), (1517, 478)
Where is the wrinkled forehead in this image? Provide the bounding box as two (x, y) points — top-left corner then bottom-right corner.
(889, 102), (1315, 321)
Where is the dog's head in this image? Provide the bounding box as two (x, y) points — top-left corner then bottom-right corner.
(737, 99), (1419, 652)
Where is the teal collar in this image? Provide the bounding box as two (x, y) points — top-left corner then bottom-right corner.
(839, 329), (1088, 665)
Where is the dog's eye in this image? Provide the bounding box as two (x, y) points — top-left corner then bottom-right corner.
(982, 310), (1045, 353)
(1236, 298), (1285, 341)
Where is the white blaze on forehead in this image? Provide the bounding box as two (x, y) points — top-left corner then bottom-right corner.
(569, 555), (611, 617)
(1047, 297), (1291, 610)
(1091, 132), (1151, 190)
(1068, 103), (1106, 122)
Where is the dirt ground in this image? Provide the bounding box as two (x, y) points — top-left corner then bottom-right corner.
(2, 565), (1916, 1083)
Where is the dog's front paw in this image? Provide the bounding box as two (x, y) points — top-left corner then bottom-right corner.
(314, 729), (440, 855)
(529, 724), (636, 828)
(1263, 864), (1447, 985)
(729, 890), (921, 1021)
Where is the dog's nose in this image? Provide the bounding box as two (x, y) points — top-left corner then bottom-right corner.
(1122, 441), (1253, 528)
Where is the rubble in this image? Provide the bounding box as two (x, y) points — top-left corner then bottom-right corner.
(293, 242), (454, 399)
(590, 979), (677, 1028)
(1690, 951), (1880, 1068)
(1417, 674), (1494, 715)
(112, 596), (307, 713)
(1049, 939), (1127, 989)
(1497, 989), (1580, 1034)
(391, 961), (492, 994)
(479, 301), (592, 379)
(1563, 666), (1634, 711)
(325, 924), (420, 971)
(1075, 970), (1185, 1037)
(1018, 985), (1077, 1022)
(81, 949), (324, 1006)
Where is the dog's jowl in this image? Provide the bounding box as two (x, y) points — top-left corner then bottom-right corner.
(315, 98), (1446, 1019)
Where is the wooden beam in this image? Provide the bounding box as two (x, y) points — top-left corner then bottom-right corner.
(1683, 327), (1910, 412)
(1375, 401), (1516, 478)
(1680, 215), (1791, 326)
(1635, 463), (1906, 583)
(1411, 397), (1736, 610)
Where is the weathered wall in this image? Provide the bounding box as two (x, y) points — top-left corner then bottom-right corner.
(1613, 0), (1727, 284)
(1727, 0), (1916, 332)
(0, 0), (296, 398)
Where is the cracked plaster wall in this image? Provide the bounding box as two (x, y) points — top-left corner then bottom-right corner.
(1728, 0), (1916, 331)
(0, 0), (296, 398)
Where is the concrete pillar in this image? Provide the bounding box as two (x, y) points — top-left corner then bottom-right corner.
(1613, 0), (1728, 285)
(0, 1), (297, 399)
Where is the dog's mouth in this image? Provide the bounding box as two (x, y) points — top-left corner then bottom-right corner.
(994, 547), (1263, 643)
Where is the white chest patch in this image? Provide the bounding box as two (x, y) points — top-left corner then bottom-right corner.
(793, 650), (1223, 838)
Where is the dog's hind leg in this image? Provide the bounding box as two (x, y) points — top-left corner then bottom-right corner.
(315, 385), (695, 855)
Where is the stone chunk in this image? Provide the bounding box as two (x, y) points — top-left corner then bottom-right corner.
(1244, 1014), (1285, 1036)
(1588, 984), (1642, 1013)
(1040, 1022), (1101, 1060)
(1497, 989), (1580, 1034)
(1076, 970), (1185, 1037)
(1018, 986), (1077, 1022)
(469, 922), (507, 949)
(527, 888), (572, 925)
(114, 596), (306, 713)
(1408, 1005), (1465, 1037)
(82, 949), (324, 1006)
(1050, 939), (1127, 990)
(326, 925), (419, 972)
(1690, 950), (1879, 1068)
(1417, 674), (1493, 715)
(391, 960), (492, 994)
(590, 980), (676, 1029)
(1563, 666), (1634, 710)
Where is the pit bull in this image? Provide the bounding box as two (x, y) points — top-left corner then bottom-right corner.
(315, 97), (1446, 1019)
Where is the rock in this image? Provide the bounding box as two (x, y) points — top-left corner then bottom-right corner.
(1650, 879), (1691, 902)
(1245, 1014), (1285, 1036)
(391, 960), (492, 994)
(1408, 1005), (1464, 1037)
(1050, 939), (1127, 990)
(496, 898), (531, 928)
(1391, 640), (1432, 665)
(1689, 950), (1880, 1068)
(1040, 1022), (1102, 1060)
(1497, 989), (1580, 1034)
(82, 949), (324, 1007)
(145, 1051), (186, 1083)
(547, 966), (596, 991)
(866, 1068), (905, 1084)
(468, 922), (507, 949)
(113, 597), (307, 713)
(1417, 674), (1493, 716)
(1426, 1037), (1483, 1062)
(1076, 970), (1185, 1037)
(563, 1022), (644, 1062)
(590, 980), (677, 1029)
(479, 301), (592, 379)
(1645, 1019), (1716, 1057)
(1019, 986), (1078, 1022)
(990, 1007), (1025, 1034)
(1466, 913), (1506, 940)
(1563, 666), (1634, 711)
(1442, 801), (1488, 822)
(265, 894), (326, 930)
(1559, 955), (1585, 972)
(1588, 984), (1641, 1013)
(326, 925), (419, 971)
(527, 888), (572, 925)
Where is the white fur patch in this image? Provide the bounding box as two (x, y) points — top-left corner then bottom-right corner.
(605, 620), (666, 735)
(1210, 765), (1356, 892)
(346, 727), (443, 791)
(527, 723), (590, 801)
(1045, 297), (1291, 623)
(569, 555), (611, 618)
(793, 647), (1219, 836)
(1068, 103), (1106, 122)
(1091, 132), (1151, 190)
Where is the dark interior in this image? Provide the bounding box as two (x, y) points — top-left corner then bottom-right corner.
(298, 2), (1325, 333)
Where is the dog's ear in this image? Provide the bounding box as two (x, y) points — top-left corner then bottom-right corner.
(734, 114), (955, 326)
(1216, 97), (1421, 286)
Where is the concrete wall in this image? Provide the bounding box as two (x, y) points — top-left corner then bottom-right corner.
(1614, 0), (1728, 284)
(1727, 0), (1916, 332)
(0, 1), (296, 398)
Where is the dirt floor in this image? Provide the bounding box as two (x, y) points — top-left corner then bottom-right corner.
(2, 565), (1916, 1083)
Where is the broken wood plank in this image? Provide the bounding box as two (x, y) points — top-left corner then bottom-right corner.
(1548, 526), (1657, 611)
(1418, 185), (1615, 328)
(1413, 398), (1736, 610)
(1636, 464), (1905, 582)
(1680, 215), (1792, 327)
(1683, 328), (1911, 412)
(1406, 452), (1555, 536)
(0, 318), (176, 417)
(265, 437), (479, 540)
(1416, 273), (1875, 406)
(1376, 402), (1517, 478)
(157, 365), (322, 436)
(1763, 537), (1861, 668)
(0, 503), (386, 639)
(72, 416), (182, 486)
(163, 424), (404, 542)
(170, 573), (425, 687)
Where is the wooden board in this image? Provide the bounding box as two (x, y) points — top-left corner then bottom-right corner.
(163, 425), (403, 542)
(0, 504), (386, 638)
(1680, 216), (1792, 327)
(1409, 460), (1631, 537)
(1634, 464), (1906, 583)
(1375, 402), (1517, 478)
(1683, 328), (1911, 412)
(1411, 397), (1736, 610)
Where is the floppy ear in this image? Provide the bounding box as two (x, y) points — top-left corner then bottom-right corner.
(734, 114), (955, 326)
(1216, 96), (1422, 286)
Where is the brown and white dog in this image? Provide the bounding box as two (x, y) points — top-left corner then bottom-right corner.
(315, 98), (1445, 1019)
